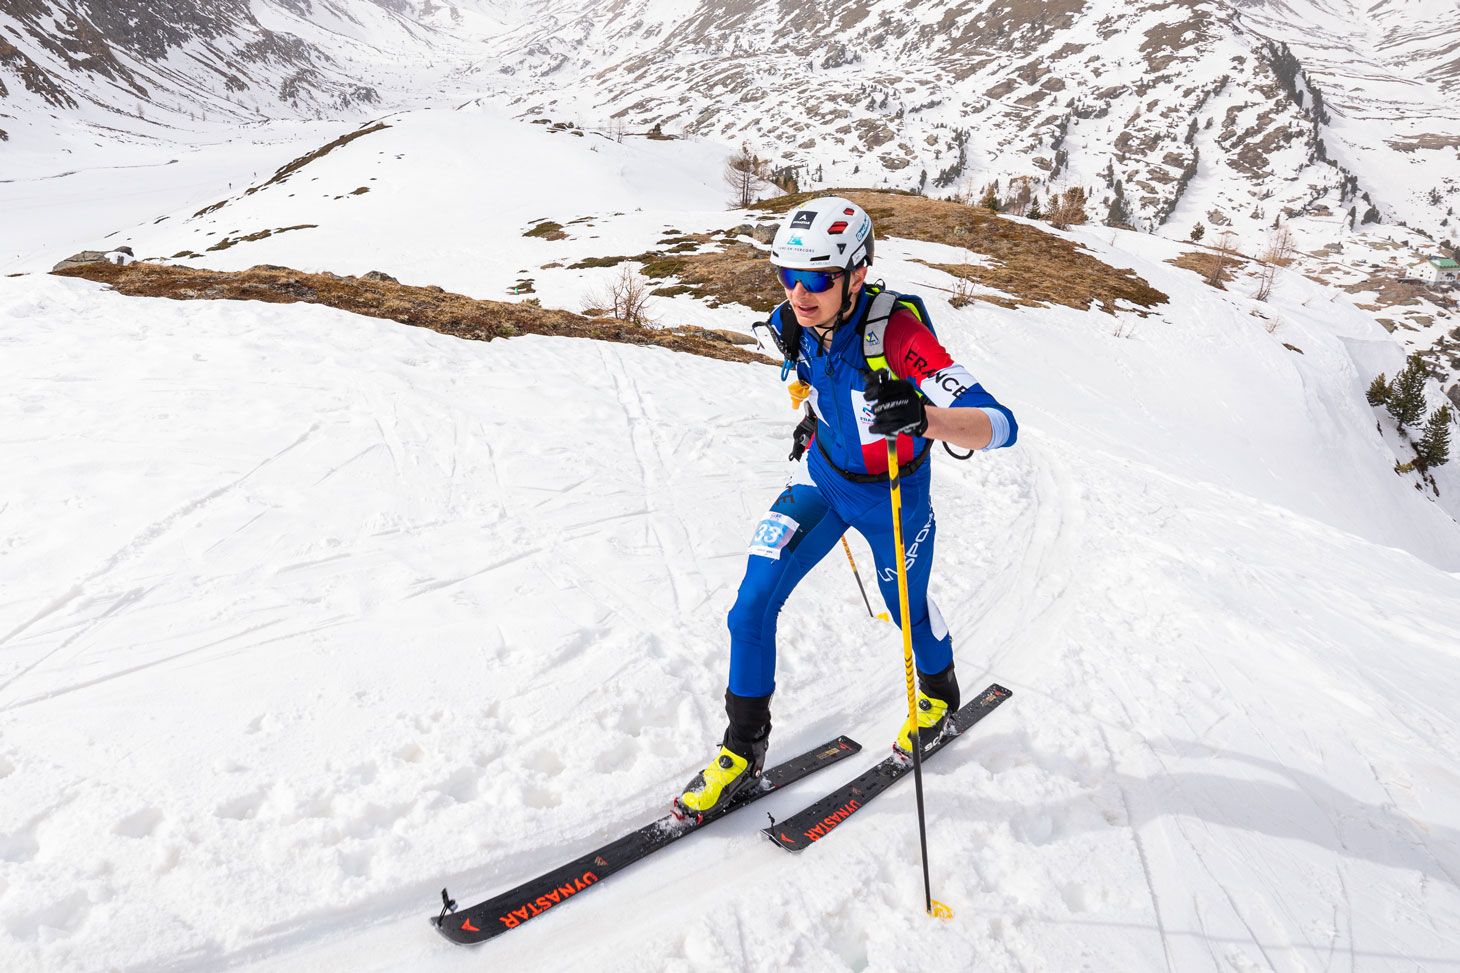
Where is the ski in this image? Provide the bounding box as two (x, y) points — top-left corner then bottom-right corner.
(431, 734), (862, 945)
(761, 683), (1012, 852)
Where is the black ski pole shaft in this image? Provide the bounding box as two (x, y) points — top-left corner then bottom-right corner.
(840, 535), (878, 618)
(884, 434), (946, 919)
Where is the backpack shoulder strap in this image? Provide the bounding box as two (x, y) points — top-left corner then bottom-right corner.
(859, 286), (903, 379)
(773, 302), (802, 380)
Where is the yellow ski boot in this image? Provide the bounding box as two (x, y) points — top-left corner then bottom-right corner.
(895, 691), (951, 755)
(674, 738), (766, 822)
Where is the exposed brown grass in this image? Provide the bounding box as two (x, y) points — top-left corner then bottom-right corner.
(513, 191), (1165, 319)
(51, 262), (771, 365)
(261, 122), (390, 191)
(524, 221), (568, 240)
(1167, 249), (1248, 287)
(639, 240), (787, 312)
(206, 224), (317, 252)
(191, 123), (391, 217)
(1340, 276), (1429, 306)
(568, 253), (655, 270)
(753, 189), (1167, 315)
(1386, 134), (1460, 153)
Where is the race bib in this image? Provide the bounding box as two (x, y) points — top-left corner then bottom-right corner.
(748, 511), (800, 560)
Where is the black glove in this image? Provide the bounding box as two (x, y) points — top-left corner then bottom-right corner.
(864, 369), (928, 438)
(789, 412), (817, 461)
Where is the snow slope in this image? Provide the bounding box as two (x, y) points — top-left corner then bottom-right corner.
(3, 117), (1460, 972)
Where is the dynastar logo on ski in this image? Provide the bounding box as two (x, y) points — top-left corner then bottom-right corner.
(498, 872), (598, 928)
(801, 798), (861, 842)
(762, 684), (1013, 855)
(432, 735), (862, 945)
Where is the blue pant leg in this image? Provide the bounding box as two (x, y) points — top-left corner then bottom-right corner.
(726, 484), (848, 697)
(852, 478), (954, 677)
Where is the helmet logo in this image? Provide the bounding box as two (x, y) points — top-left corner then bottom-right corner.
(789, 210), (817, 229)
(836, 243), (847, 254)
(788, 235), (804, 246)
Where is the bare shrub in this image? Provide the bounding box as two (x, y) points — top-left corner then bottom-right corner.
(1267, 224), (1296, 266)
(1205, 230), (1239, 288)
(1254, 258), (1277, 302)
(724, 142), (771, 208)
(1253, 223), (1296, 302)
(1047, 186), (1089, 230)
(946, 249), (983, 307)
(582, 265), (655, 325)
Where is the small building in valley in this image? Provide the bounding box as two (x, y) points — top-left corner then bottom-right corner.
(1400, 256), (1460, 285)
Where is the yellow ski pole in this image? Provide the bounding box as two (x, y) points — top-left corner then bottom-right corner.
(885, 434), (952, 921)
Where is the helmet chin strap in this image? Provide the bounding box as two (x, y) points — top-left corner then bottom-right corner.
(809, 256), (866, 345)
(835, 253), (865, 326)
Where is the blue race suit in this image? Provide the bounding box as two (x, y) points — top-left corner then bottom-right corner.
(726, 290), (1017, 697)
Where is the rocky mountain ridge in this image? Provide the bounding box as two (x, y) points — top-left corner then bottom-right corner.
(480, 0), (1458, 397)
(6, 0), (1454, 251)
(485, 0), (1457, 252)
(0, 0), (517, 151)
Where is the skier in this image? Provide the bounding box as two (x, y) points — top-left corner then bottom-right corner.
(676, 196), (1018, 819)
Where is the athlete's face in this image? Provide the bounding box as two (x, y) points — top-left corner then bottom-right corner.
(783, 266), (867, 330)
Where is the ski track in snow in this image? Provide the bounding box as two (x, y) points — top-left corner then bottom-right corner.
(2, 114), (1460, 972)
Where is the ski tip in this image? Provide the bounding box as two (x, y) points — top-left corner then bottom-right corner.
(976, 683), (1013, 704)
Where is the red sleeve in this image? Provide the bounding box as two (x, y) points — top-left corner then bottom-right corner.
(883, 308), (953, 383)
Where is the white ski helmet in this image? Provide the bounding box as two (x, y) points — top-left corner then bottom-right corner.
(770, 197), (875, 272)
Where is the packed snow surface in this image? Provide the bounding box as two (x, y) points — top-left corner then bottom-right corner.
(2, 112), (1460, 972)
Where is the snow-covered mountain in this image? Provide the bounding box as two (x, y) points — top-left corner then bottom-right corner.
(479, 0), (1457, 251)
(0, 0), (523, 159)
(448, 0), (1458, 402)
(4, 0), (1459, 398)
(7, 0), (1456, 248)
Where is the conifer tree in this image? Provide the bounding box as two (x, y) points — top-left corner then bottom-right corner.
(1417, 404), (1452, 469)
(1385, 353), (1428, 429)
(1106, 180), (1132, 228)
(1048, 187), (1088, 229)
(980, 181), (1000, 212)
(1026, 196), (1043, 220)
(1366, 374), (1389, 406)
